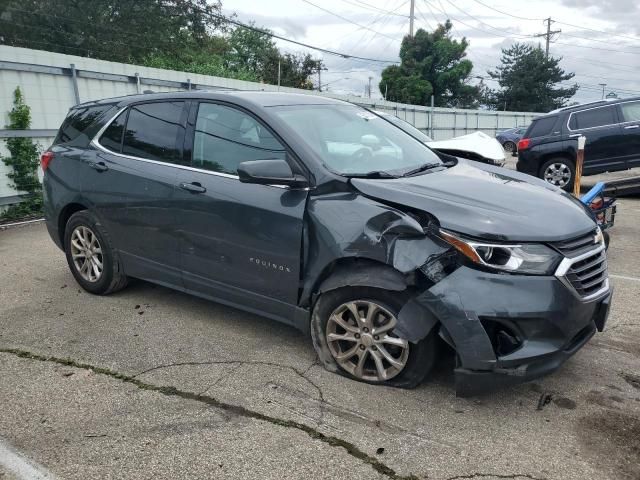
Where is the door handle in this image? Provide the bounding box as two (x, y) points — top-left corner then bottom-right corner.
(569, 134), (582, 138)
(89, 161), (108, 172)
(179, 182), (206, 194)
(624, 125), (639, 130)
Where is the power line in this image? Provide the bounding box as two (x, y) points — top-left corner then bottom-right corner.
(467, 0), (542, 21)
(336, 0), (409, 17)
(534, 18), (561, 58)
(300, 0), (401, 42)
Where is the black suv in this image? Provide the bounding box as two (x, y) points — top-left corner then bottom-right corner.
(43, 91), (611, 396)
(517, 96), (640, 190)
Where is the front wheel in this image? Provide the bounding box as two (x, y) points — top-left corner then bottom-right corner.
(539, 157), (575, 191)
(311, 287), (437, 388)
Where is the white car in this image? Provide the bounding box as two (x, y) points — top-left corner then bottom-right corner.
(375, 111), (506, 167)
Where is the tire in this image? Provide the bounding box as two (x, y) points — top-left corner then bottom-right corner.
(539, 157), (575, 192)
(310, 287), (437, 389)
(64, 210), (128, 295)
(503, 141), (516, 153)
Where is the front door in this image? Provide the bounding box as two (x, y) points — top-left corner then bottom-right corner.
(175, 101), (308, 322)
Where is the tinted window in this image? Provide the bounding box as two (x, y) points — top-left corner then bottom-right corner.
(620, 101), (640, 122)
(193, 103), (286, 175)
(55, 104), (113, 145)
(527, 117), (557, 138)
(122, 102), (186, 164)
(99, 110), (126, 153)
(569, 106), (616, 130)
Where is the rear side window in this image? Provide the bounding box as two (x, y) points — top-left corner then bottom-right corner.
(121, 102), (186, 164)
(620, 101), (640, 122)
(569, 106), (616, 130)
(527, 116), (557, 138)
(193, 103), (286, 175)
(55, 104), (113, 146)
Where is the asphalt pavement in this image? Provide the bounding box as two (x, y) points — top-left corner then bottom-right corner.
(1, 168), (639, 480)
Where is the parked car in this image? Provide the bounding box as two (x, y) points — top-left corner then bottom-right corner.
(517, 96), (640, 190)
(43, 92), (611, 396)
(496, 127), (527, 153)
(376, 111), (506, 166)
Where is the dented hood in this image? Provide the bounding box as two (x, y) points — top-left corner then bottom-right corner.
(351, 160), (596, 242)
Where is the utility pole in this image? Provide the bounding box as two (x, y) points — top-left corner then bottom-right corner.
(534, 17), (561, 58)
(368, 76), (373, 98)
(599, 83), (607, 99)
(316, 61), (327, 92)
(277, 57), (281, 90)
(409, 0), (415, 37)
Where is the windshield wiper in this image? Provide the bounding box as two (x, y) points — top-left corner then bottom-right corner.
(401, 163), (443, 177)
(346, 170), (399, 179)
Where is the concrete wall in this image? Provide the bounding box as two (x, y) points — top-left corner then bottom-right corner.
(0, 45), (540, 204)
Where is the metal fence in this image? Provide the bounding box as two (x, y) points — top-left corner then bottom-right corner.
(0, 45), (540, 206)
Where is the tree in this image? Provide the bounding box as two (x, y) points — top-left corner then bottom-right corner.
(380, 21), (479, 108)
(227, 25), (319, 89)
(485, 43), (578, 112)
(1, 87), (42, 220)
(0, 0), (223, 63)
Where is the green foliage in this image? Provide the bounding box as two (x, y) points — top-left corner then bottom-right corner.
(484, 43), (578, 112)
(1, 88), (43, 221)
(0, 1), (318, 90)
(380, 21), (479, 108)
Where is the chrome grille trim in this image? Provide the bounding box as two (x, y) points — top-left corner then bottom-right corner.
(555, 242), (609, 301)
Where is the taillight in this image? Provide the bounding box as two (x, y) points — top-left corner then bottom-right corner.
(41, 151), (54, 172)
(517, 138), (531, 151)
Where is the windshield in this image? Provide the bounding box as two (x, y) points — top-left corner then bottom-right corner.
(381, 114), (434, 143)
(271, 104), (442, 176)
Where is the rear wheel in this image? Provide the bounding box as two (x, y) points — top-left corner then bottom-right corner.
(64, 211), (128, 295)
(311, 287), (437, 388)
(503, 141), (516, 153)
(539, 157), (575, 191)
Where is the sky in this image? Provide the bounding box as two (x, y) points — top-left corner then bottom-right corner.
(220, 0), (640, 105)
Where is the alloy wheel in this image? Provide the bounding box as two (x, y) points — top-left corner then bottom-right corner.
(326, 300), (409, 382)
(503, 141), (515, 153)
(70, 226), (103, 282)
(543, 162), (572, 187)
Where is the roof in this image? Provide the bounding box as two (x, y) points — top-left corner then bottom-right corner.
(76, 90), (349, 109)
(542, 95), (640, 117)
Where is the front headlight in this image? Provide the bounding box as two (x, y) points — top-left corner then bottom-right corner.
(439, 229), (561, 275)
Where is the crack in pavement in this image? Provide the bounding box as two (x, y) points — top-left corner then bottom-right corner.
(132, 358), (328, 426)
(0, 347), (416, 480)
(446, 474), (547, 480)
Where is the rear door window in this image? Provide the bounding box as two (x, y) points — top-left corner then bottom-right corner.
(620, 101), (640, 122)
(99, 110), (127, 153)
(121, 102), (187, 164)
(569, 106), (617, 130)
(527, 116), (557, 138)
(192, 103), (286, 175)
(55, 104), (113, 146)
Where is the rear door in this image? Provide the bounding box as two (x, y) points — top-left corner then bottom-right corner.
(174, 101), (308, 321)
(617, 100), (640, 169)
(88, 100), (188, 285)
(567, 105), (624, 173)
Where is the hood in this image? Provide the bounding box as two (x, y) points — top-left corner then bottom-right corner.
(351, 160), (596, 242)
(427, 132), (505, 162)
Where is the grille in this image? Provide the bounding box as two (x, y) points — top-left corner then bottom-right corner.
(553, 229), (598, 257)
(565, 249), (608, 297)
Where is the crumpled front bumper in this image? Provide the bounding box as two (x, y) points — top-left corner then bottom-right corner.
(398, 265), (612, 397)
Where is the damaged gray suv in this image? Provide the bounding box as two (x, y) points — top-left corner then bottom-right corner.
(43, 92), (612, 396)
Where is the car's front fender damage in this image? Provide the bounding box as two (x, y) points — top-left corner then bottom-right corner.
(302, 192), (507, 395)
(303, 192), (607, 396)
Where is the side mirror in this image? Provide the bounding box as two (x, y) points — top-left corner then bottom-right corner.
(237, 159), (309, 188)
